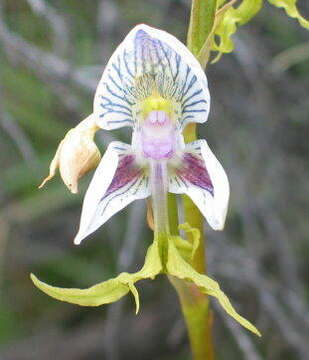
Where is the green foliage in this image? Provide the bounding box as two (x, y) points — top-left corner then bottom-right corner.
(166, 231), (261, 337)
(213, 0), (263, 55)
(31, 241), (162, 313)
(170, 222), (200, 262)
(187, 0), (217, 55)
(193, 0), (309, 67)
(268, 0), (309, 29)
(32, 223), (260, 336)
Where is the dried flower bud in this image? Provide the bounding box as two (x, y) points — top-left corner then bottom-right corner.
(39, 114), (101, 193)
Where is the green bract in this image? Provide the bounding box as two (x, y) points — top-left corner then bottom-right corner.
(268, 0), (309, 29)
(213, 0), (263, 55)
(189, 0), (309, 67)
(31, 223), (261, 337)
(31, 241), (162, 314)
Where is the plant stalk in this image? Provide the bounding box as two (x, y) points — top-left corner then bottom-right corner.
(168, 1), (216, 359)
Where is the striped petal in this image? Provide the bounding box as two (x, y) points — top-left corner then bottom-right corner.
(94, 24), (210, 130)
(74, 141), (149, 244)
(169, 140), (229, 230)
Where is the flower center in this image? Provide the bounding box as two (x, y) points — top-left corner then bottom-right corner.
(141, 110), (176, 160)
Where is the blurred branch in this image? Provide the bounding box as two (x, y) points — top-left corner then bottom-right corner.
(262, 209), (304, 296)
(0, 216), (9, 289)
(103, 201), (146, 360)
(212, 240), (309, 359)
(0, 110), (37, 165)
(259, 291), (308, 359)
(25, 0), (70, 57)
(4, 184), (82, 224)
(0, 82), (37, 166)
(214, 302), (263, 360)
(0, 3), (96, 99)
(270, 42), (309, 74)
(0, 4), (118, 142)
(97, 0), (119, 63)
(0, 22), (96, 92)
(0, 303), (175, 360)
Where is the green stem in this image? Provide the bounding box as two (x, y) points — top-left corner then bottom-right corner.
(187, 0), (217, 57)
(168, 193), (213, 359)
(169, 189), (214, 360)
(169, 277), (214, 360)
(167, 2), (217, 359)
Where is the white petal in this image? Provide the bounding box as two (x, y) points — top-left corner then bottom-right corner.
(169, 140), (229, 230)
(74, 141), (149, 244)
(93, 24), (210, 130)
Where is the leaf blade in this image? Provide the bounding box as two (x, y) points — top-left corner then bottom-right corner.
(31, 242), (162, 308)
(166, 240), (261, 337)
(268, 0), (309, 29)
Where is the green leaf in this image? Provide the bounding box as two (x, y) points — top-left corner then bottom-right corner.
(31, 273), (130, 305)
(213, 0), (263, 54)
(197, 1), (235, 68)
(268, 0), (309, 29)
(202, 0), (309, 65)
(168, 223), (200, 263)
(166, 240), (261, 337)
(31, 241), (162, 313)
(236, 0), (264, 25)
(179, 222), (200, 259)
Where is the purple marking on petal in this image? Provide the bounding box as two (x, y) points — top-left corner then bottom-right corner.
(105, 155), (142, 197)
(177, 153), (214, 196)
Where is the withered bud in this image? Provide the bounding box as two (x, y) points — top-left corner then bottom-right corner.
(39, 114), (101, 193)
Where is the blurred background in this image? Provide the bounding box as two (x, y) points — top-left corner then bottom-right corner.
(0, 0), (308, 359)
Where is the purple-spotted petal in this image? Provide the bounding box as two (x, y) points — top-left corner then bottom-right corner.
(93, 24), (210, 130)
(74, 141), (149, 244)
(169, 140), (229, 230)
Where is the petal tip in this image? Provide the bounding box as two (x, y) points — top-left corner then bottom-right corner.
(213, 224), (225, 231)
(211, 220), (225, 231)
(30, 273), (39, 285)
(73, 235), (82, 245)
(208, 211), (227, 231)
(67, 182), (78, 194)
(38, 175), (52, 189)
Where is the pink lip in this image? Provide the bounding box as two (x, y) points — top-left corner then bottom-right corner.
(141, 110), (176, 160)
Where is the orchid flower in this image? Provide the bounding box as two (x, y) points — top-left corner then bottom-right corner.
(74, 24), (229, 245)
(32, 24), (260, 337)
